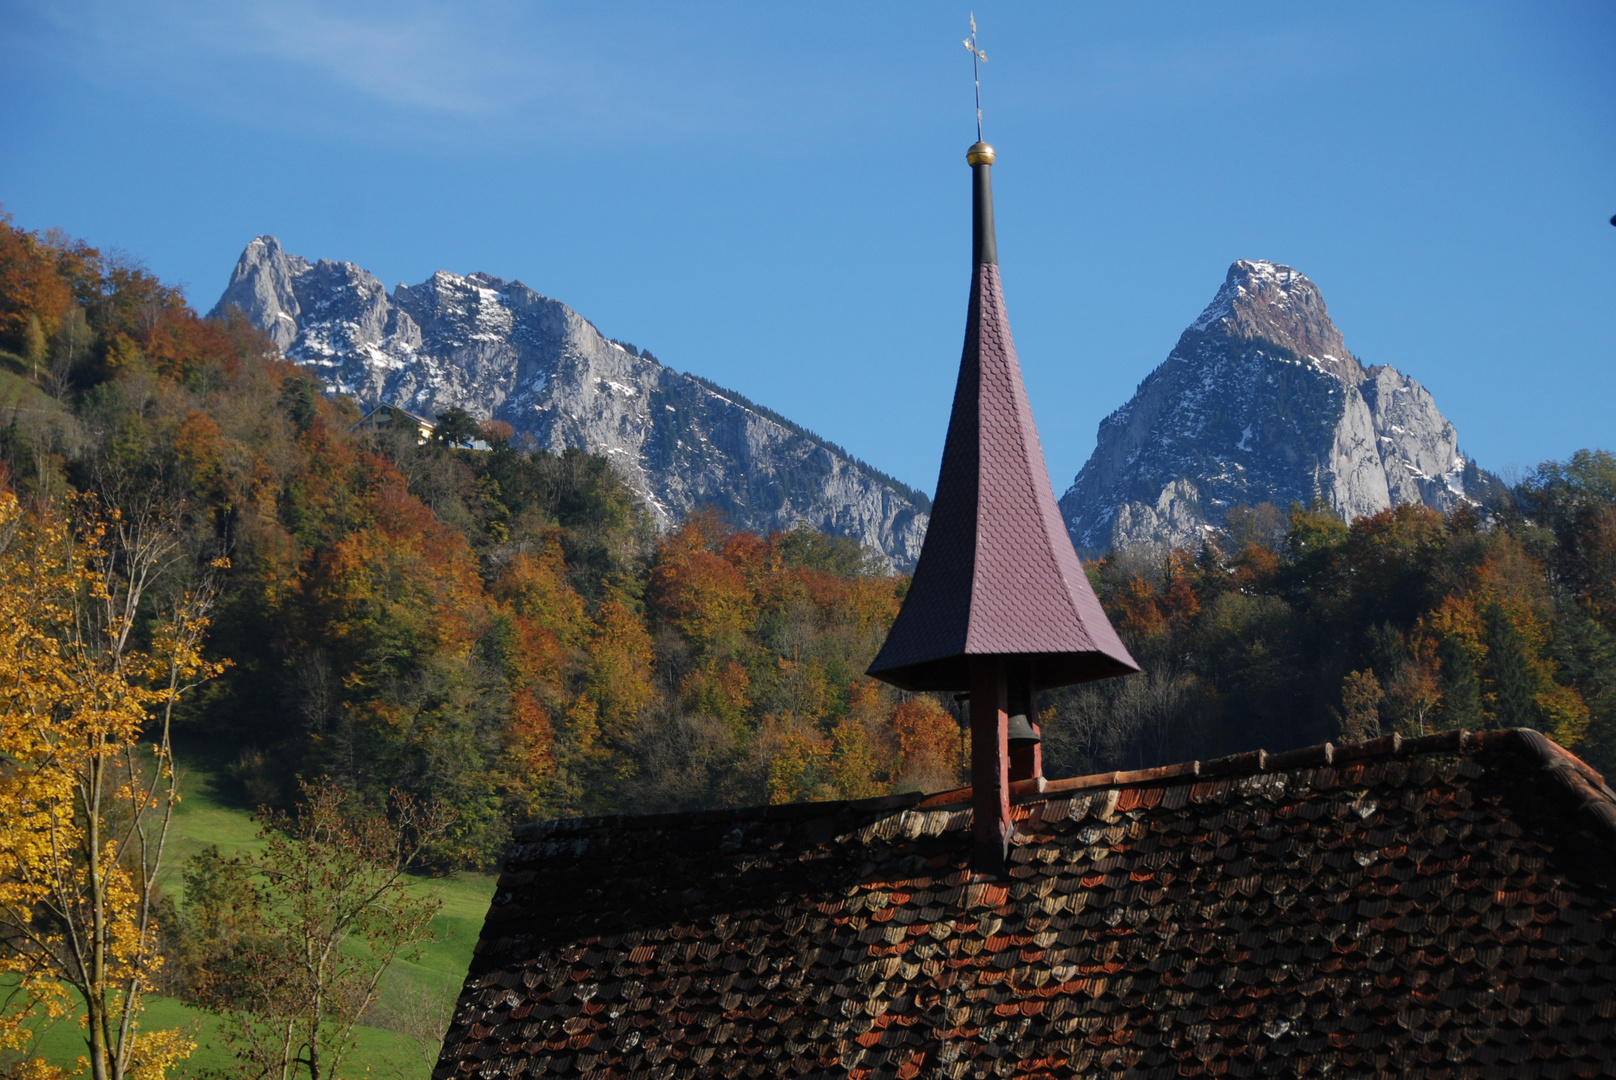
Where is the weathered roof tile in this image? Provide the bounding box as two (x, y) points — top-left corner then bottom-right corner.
(443, 729), (1616, 1078)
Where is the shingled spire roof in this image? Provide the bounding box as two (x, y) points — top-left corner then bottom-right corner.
(867, 143), (1137, 693)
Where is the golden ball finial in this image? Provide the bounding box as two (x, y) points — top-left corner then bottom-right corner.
(966, 142), (995, 166)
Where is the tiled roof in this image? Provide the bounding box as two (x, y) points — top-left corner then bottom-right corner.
(438, 728), (1616, 1080)
(867, 158), (1134, 693)
(356, 402), (436, 429)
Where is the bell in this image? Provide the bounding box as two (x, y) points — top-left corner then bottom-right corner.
(1006, 710), (1040, 747)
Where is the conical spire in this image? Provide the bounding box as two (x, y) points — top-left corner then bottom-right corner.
(867, 143), (1137, 694)
(867, 140), (1138, 877)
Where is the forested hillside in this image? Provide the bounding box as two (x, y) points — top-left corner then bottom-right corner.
(2, 208), (1613, 843)
(1050, 467), (1616, 780)
(0, 211), (967, 874)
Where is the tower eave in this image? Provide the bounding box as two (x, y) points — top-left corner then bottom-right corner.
(867, 649), (1139, 694)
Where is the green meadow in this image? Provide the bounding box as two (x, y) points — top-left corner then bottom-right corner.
(22, 765), (498, 1080)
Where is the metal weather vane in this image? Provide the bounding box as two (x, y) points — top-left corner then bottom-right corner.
(963, 13), (987, 142)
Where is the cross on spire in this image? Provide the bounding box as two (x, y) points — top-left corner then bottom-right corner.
(963, 13), (987, 142)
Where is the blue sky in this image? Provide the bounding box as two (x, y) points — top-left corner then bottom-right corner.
(3, 2), (1612, 493)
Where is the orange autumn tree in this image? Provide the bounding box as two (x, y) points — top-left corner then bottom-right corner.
(651, 542), (752, 649)
(890, 695), (964, 790)
(1409, 532), (1589, 745)
(0, 214), (80, 349)
(0, 489), (223, 1080)
(644, 512), (946, 806)
(300, 456), (502, 859)
(489, 535), (590, 817)
(548, 586), (657, 809)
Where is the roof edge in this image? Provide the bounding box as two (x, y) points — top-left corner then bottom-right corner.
(507, 728), (1616, 853)
(510, 790), (928, 841)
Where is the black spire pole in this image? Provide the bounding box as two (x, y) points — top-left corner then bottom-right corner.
(968, 143), (996, 267)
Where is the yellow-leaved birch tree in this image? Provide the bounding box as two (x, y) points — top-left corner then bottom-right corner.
(0, 489), (224, 1080)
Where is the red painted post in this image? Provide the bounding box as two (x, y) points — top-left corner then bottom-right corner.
(970, 656), (1011, 878)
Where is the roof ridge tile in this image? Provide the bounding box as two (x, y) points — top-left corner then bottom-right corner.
(502, 729), (1616, 858)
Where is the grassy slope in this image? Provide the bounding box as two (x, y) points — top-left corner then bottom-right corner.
(0, 359), (496, 1076)
(28, 766), (497, 1080)
(0, 354), (65, 416)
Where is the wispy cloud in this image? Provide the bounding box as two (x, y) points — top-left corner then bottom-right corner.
(234, 3), (531, 118)
(19, 0), (950, 153)
(25, 0), (717, 142)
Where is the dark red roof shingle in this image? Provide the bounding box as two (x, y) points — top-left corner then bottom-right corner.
(438, 728), (1616, 1079)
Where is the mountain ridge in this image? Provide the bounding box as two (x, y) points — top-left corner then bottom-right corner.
(210, 236), (930, 568)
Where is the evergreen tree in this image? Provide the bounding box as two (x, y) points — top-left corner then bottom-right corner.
(1437, 636), (1482, 730)
(280, 375), (318, 433)
(1366, 621), (1408, 675)
(433, 406), (480, 447)
(1554, 604), (1616, 759)
(1484, 604), (1537, 728)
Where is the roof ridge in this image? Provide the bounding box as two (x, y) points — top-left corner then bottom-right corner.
(510, 790), (926, 841)
(506, 727), (1616, 851)
(918, 728), (1487, 808)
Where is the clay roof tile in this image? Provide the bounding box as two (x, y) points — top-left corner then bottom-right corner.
(442, 728), (1616, 1080)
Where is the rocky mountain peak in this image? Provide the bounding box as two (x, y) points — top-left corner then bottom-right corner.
(1059, 258), (1480, 554)
(1189, 260), (1360, 385)
(211, 235), (312, 352)
(212, 237), (930, 569)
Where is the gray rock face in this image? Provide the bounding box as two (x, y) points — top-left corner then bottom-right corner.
(212, 236), (310, 352)
(1059, 259), (1473, 553)
(210, 237), (929, 568)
